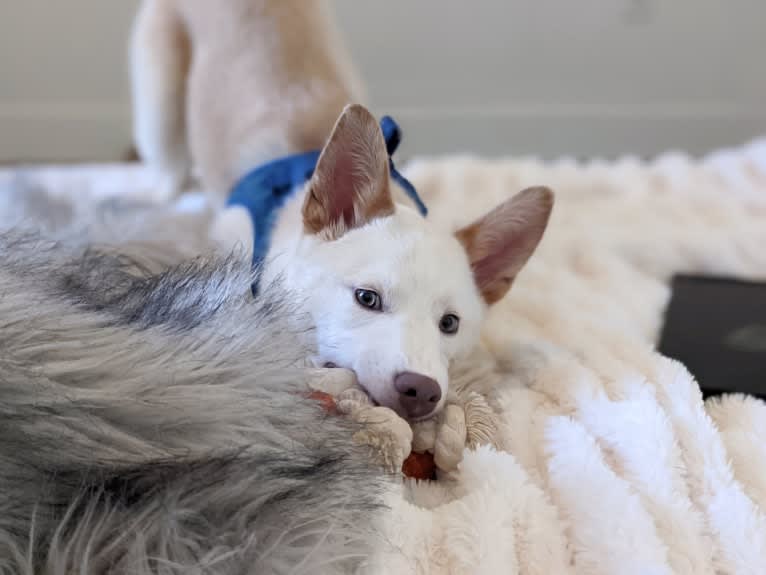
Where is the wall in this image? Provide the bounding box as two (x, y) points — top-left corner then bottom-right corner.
(335, 0), (766, 159)
(0, 0), (139, 161)
(1, 0), (764, 162)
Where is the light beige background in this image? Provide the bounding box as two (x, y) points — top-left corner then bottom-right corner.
(1, 0), (764, 162)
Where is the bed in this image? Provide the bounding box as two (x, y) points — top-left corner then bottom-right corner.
(2, 138), (765, 574)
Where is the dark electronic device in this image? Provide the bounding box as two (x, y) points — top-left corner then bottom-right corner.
(658, 275), (766, 399)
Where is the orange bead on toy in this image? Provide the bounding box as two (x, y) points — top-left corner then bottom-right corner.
(306, 390), (339, 414)
(401, 451), (437, 480)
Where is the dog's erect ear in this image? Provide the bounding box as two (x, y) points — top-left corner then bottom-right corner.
(456, 186), (553, 305)
(303, 104), (394, 240)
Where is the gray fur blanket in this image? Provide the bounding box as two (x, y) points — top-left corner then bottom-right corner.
(0, 231), (389, 574)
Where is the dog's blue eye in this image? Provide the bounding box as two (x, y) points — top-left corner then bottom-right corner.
(439, 313), (460, 335)
(355, 288), (382, 311)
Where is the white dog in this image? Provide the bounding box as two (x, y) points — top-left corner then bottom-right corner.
(130, 0), (553, 421)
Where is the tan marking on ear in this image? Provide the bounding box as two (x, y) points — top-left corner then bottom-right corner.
(457, 186), (554, 305)
(303, 104), (395, 240)
(456, 220), (514, 304)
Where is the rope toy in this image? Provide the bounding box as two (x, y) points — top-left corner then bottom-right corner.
(306, 369), (500, 480)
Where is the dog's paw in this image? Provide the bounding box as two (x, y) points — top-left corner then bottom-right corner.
(349, 405), (413, 473)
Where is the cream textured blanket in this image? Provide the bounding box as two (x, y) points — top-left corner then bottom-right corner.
(2, 140), (765, 574)
(370, 142), (766, 574)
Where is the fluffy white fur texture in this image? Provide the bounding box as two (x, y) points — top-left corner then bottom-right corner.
(2, 138), (766, 573)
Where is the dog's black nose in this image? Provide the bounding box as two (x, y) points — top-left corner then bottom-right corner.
(394, 372), (442, 419)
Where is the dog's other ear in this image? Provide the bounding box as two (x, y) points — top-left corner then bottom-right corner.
(456, 186), (553, 305)
(303, 104), (394, 240)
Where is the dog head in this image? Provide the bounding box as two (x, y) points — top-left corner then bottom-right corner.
(288, 104), (552, 420)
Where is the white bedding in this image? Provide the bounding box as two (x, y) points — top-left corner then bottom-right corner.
(2, 140), (766, 574)
(372, 141), (766, 574)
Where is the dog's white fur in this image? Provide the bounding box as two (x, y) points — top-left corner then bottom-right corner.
(222, 106), (552, 419)
(130, 0), (553, 419)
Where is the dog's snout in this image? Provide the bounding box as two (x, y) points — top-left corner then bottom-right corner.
(394, 372), (442, 419)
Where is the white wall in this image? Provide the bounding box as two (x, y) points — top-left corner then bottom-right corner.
(1, 0), (765, 162)
(334, 0), (766, 159)
(0, 0), (139, 161)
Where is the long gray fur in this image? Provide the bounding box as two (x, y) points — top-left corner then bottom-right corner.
(0, 231), (390, 575)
